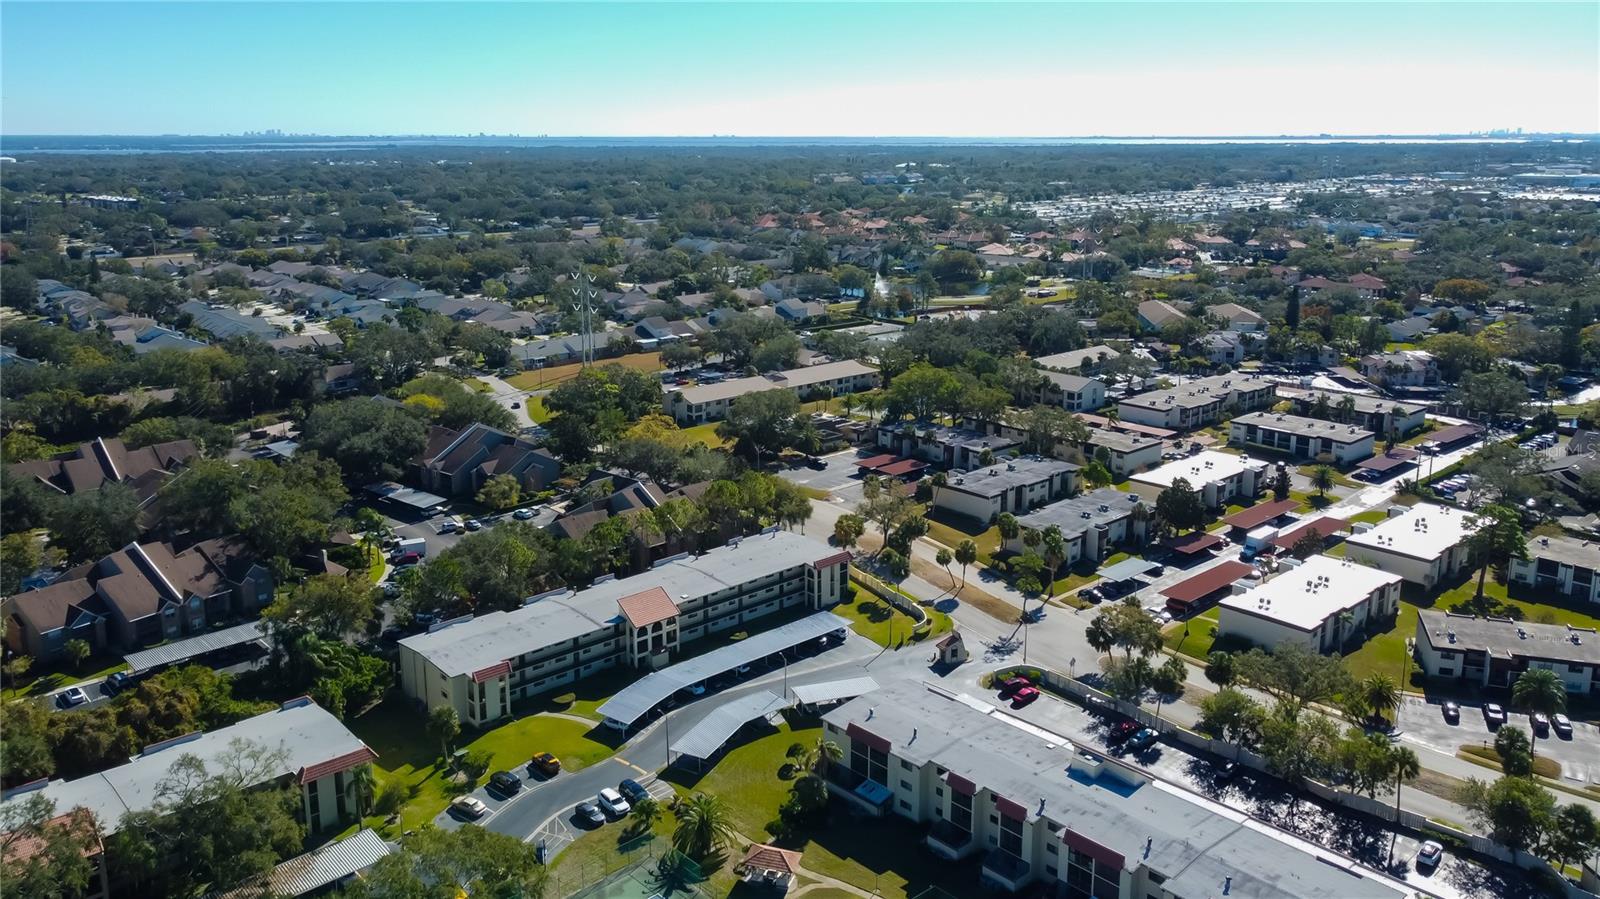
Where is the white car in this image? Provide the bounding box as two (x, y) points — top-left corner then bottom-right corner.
(451, 796), (489, 819)
(1416, 840), (1443, 869)
(512, 507), (536, 520)
(58, 686), (90, 708)
(596, 787), (631, 817)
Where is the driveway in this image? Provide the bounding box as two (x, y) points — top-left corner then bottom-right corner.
(774, 448), (867, 494)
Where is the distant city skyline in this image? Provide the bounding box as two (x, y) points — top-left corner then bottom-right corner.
(2, 2), (1596, 137)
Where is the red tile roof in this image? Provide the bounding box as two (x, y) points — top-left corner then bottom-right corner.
(297, 747), (378, 785)
(741, 843), (802, 876)
(472, 661), (512, 683)
(1161, 561), (1253, 604)
(617, 586), (679, 629)
(1221, 499), (1300, 531)
(810, 551), (852, 570)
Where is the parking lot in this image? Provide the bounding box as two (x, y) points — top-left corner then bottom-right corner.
(982, 685), (1536, 899)
(773, 448), (867, 496)
(1395, 694), (1600, 787)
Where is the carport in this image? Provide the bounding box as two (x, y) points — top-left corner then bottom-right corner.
(790, 676), (879, 708)
(123, 621), (271, 673)
(364, 482), (448, 516)
(596, 611), (850, 729)
(1270, 516), (1348, 552)
(1356, 450), (1417, 479)
(1220, 499), (1299, 532)
(1160, 561), (1253, 615)
(1162, 532), (1224, 558)
(1095, 556), (1160, 583)
(668, 689), (790, 766)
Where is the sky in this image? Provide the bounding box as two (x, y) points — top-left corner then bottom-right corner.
(2, 2), (1597, 137)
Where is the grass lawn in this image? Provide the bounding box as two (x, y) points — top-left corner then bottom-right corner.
(1348, 508), (1389, 526)
(1436, 577), (1600, 629)
(504, 351), (663, 391)
(658, 421), (729, 450)
(523, 667), (638, 722)
(921, 507), (1001, 558)
(467, 378), (493, 393)
(1050, 550), (1129, 595)
(344, 697), (617, 836)
(525, 395), (551, 423)
(1296, 464), (1360, 490)
(833, 591), (951, 648)
(1459, 745), (1562, 779)
(1341, 600), (1420, 685)
(3, 656), (128, 700)
(1164, 607), (1220, 657)
(662, 716), (976, 899)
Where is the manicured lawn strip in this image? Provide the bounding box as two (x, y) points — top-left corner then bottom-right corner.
(1340, 599), (1421, 685)
(1164, 607), (1220, 657)
(1459, 745), (1562, 779)
(523, 667), (638, 722)
(3, 656), (129, 700)
(525, 395), (551, 423)
(1348, 508), (1389, 526)
(921, 507), (1001, 558)
(660, 421), (729, 449)
(504, 351), (663, 391)
(344, 697), (616, 835)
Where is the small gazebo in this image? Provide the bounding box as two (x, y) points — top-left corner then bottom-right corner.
(737, 842), (803, 892)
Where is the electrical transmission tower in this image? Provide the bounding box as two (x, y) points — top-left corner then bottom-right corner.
(569, 269), (600, 367)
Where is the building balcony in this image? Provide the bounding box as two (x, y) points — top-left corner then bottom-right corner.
(980, 850), (1032, 892)
(925, 820), (977, 860)
(824, 767), (890, 817)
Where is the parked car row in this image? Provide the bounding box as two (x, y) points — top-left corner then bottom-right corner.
(1449, 700), (1573, 738)
(576, 779), (653, 828)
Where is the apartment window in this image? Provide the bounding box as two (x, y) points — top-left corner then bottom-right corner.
(900, 759), (913, 771)
(998, 813), (1023, 856)
(900, 780), (911, 791)
(898, 799), (911, 810)
(950, 790), (973, 832)
(1046, 842), (1058, 855)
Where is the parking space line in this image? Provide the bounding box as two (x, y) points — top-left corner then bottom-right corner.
(614, 756), (651, 777)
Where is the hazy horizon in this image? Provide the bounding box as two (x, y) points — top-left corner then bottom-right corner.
(3, 2), (1597, 138)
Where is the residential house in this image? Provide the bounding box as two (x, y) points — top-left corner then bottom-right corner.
(1136, 300), (1187, 332)
(774, 298), (828, 324)
(3, 537), (272, 659)
(1360, 350), (1440, 388)
(1032, 344), (1121, 375)
(1035, 371), (1106, 412)
(416, 423), (562, 498)
(1204, 302), (1264, 332)
(11, 436), (196, 500)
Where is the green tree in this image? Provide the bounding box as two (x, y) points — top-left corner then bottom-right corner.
(62, 638), (92, 672)
(1466, 503), (1527, 601)
(936, 547), (955, 588)
(429, 706), (461, 761)
(1455, 775), (1556, 853)
(831, 513), (865, 551)
(1493, 725), (1533, 777)
(1234, 643), (1351, 721)
(1311, 465), (1333, 498)
(629, 795), (664, 836)
(48, 482), (139, 564)
(1154, 478), (1205, 534)
(1204, 650), (1237, 686)
(0, 795), (99, 899)
(1196, 687), (1266, 758)
(1511, 667), (1567, 758)
(1356, 672), (1399, 724)
(955, 539), (978, 587)
(0, 533), (42, 595)
(300, 397), (427, 484)
(1547, 804), (1600, 871)
(671, 792), (737, 861)
(717, 389), (802, 469)
(262, 574), (376, 639)
(347, 824), (548, 899)
(0, 698), (55, 785)
(475, 473), (522, 511)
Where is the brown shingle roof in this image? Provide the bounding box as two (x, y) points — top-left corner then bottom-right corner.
(617, 586), (678, 629)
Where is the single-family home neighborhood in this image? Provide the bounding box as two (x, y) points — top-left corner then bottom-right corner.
(1136, 299), (1188, 331)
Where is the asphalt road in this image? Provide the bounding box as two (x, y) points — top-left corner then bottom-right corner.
(437, 633), (936, 848)
(1395, 694), (1600, 788)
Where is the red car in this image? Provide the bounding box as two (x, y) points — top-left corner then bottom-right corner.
(998, 676), (1032, 698)
(394, 551), (422, 566)
(1108, 720), (1141, 744)
(1012, 686), (1040, 706)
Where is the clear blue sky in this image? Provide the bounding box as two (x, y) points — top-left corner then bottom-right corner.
(3, 2), (1596, 136)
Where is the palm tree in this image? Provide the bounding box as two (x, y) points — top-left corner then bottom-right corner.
(955, 539), (978, 588)
(1311, 465), (1333, 499)
(1386, 745), (1421, 866)
(629, 796), (664, 836)
(1358, 673), (1399, 724)
(936, 547), (955, 589)
(1511, 667), (1567, 757)
(1085, 614), (1116, 664)
(671, 792), (738, 861)
(790, 737), (844, 777)
(996, 513), (1020, 543)
(350, 762), (377, 818)
(1040, 526), (1068, 592)
(1335, 610), (1356, 649)
(928, 471), (948, 508)
(1337, 394), (1357, 424)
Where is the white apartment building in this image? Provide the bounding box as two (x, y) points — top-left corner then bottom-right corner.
(1360, 350), (1440, 388)
(1282, 388), (1429, 438)
(1036, 370), (1107, 412)
(932, 457), (1081, 524)
(1229, 412), (1376, 466)
(1003, 487), (1149, 563)
(1217, 554), (1404, 653)
(1126, 451), (1268, 511)
(1415, 610), (1600, 695)
(820, 683), (1414, 898)
(663, 360), (878, 424)
(1033, 344), (1121, 375)
(1115, 375), (1274, 431)
(1344, 503), (1480, 589)
(1509, 534), (1600, 605)
(397, 531), (848, 726)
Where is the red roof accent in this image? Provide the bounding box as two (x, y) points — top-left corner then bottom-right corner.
(994, 795), (1028, 821)
(471, 660), (512, 683)
(617, 586), (679, 629)
(1163, 532), (1223, 556)
(875, 459), (928, 478)
(1063, 828), (1125, 869)
(1221, 499), (1300, 530)
(945, 772), (976, 795)
(810, 551), (852, 570)
(741, 843), (802, 875)
(845, 722), (890, 753)
(1271, 517), (1348, 549)
(855, 453), (898, 470)
(1161, 561), (1253, 605)
(297, 746), (378, 785)
(1358, 448), (1418, 472)
(1425, 423), (1482, 446)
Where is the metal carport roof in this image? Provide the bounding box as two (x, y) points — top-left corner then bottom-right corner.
(1095, 557), (1159, 582)
(124, 621), (270, 672)
(597, 611), (849, 727)
(669, 690), (788, 761)
(790, 676), (879, 706)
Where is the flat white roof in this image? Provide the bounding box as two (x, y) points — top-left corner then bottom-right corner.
(1345, 502), (1480, 562)
(1221, 554), (1402, 632)
(672, 360), (876, 405)
(1130, 450), (1266, 490)
(1233, 411), (1374, 444)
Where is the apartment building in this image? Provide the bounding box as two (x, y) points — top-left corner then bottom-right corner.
(874, 421), (1020, 472)
(663, 360), (879, 425)
(1003, 488), (1149, 563)
(1415, 611), (1600, 695)
(1344, 503), (1480, 589)
(1115, 375), (1273, 431)
(1217, 554), (1404, 653)
(1, 699), (375, 839)
(1032, 344), (1121, 375)
(1228, 412), (1376, 466)
(820, 683), (1412, 898)
(397, 530), (848, 726)
(1282, 388), (1429, 438)
(1360, 350), (1440, 388)
(1036, 371), (1107, 412)
(963, 418), (1162, 477)
(1126, 451), (1268, 511)
(931, 457), (1081, 524)
(1509, 534), (1600, 605)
